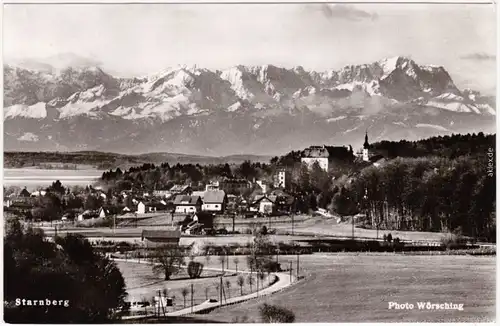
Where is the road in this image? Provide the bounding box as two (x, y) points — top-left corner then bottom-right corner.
(116, 258), (296, 320)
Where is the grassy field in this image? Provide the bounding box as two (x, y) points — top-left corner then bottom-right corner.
(199, 254), (495, 323)
(274, 217), (449, 242)
(116, 259), (274, 309)
(46, 214), (451, 244)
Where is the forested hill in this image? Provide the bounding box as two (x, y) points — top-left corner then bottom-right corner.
(370, 132), (495, 159)
(272, 133), (495, 167)
(3, 151), (270, 169)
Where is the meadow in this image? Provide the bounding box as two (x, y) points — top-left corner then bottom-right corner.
(116, 259), (275, 310)
(200, 253), (495, 323)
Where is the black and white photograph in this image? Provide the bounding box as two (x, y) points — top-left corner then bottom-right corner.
(2, 0), (496, 323)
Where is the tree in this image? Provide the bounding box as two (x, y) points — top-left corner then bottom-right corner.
(48, 180), (66, 195)
(225, 279), (232, 298)
(247, 275), (255, 292)
(181, 288), (188, 308)
(4, 225), (127, 323)
(152, 244), (191, 280)
(258, 271), (266, 289)
(259, 303), (296, 323)
(233, 257), (240, 273)
(213, 281), (220, 301)
(218, 254), (226, 272)
(84, 195), (102, 211)
(187, 261), (204, 279)
(247, 234), (274, 273)
(237, 275), (245, 296)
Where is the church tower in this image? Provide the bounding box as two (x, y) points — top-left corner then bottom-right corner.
(363, 131), (370, 162)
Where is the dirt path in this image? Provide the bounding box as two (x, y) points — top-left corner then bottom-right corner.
(115, 258), (296, 320)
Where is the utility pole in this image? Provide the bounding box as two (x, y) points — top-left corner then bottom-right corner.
(291, 213), (294, 235)
(296, 253), (300, 280)
(256, 273), (259, 297)
(220, 276), (223, 307)
(352, 214), (354, 240)
(191, 283), (194, 313)
(289, 261), (292, 282)
(113, 214), (116, 234)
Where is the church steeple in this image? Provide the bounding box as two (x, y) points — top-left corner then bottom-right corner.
(363, 131), (370, 149)
(362, 131), (370, 162)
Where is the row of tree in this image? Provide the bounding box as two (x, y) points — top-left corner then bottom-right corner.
(4, 219), (127, 323)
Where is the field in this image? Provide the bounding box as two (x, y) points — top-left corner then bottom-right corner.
(116, 259), (275, 309)
(47, 214), (451, 245)
(273, 216), (449, 242)
(199, 254), (495, 323)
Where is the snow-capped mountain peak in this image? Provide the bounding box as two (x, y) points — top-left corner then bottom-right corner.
(3, 55), (495, 155)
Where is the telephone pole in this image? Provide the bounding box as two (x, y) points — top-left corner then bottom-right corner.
(220, 276), (223, 307)
(191, 283), (194, 313)
(296, 253), (300, 280)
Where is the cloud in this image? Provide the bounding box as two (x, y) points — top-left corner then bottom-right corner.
(318, 4), (378, 21)
(461, 52), (495, 61)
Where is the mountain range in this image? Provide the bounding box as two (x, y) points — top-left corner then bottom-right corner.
(4, 54), (496, 156)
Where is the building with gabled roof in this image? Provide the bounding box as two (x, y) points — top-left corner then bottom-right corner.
(173, 195), (202, 213)
(141, 229), (181, 248)
(202, 190), (227, 213)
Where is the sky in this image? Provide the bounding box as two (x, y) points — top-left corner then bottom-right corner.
(3, 3), (497, 94)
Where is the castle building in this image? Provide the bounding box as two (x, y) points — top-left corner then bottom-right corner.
(301, 145), (354, 171)
(301, 146), (330, 171)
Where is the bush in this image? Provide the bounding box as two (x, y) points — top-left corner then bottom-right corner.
(259, 303), (295, 323)
(187, 261), (204, 279)
(441, 233), (468, 249)
(263, 261), (281, 272)
(260, 225), (268, 235)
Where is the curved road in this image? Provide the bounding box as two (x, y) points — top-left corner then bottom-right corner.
(114, 258), (296, 319)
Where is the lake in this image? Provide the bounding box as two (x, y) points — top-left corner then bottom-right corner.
(3, 168), (105, 191)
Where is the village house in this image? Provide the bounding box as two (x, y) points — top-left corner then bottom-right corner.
(256, 180), (269, 194)
(184, 212), (215, 235)
(141, 229), (181, 248)
(191, 190), (206, 200)
(251, 195), (276, 215)
(137, 201), (146, 214)
(169, 185), (193, 196)
(98, 207), (109, 218)
(173, 195), (202, 213)
(219, 178), (252, 194)
(201, 190), (227, 213)
(205, 181), (220, 191)
(153, 189), (171, 198)
(273, 168), (291, 189)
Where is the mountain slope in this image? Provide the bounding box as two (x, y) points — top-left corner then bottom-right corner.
(3, 56), (495, 155)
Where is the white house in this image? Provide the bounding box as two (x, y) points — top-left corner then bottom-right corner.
(256, 180), (268, 194)
(201, 190), (226, 213)
(137, 202), (146, 214)
(174, 195), (202, 213)
(98, 207), (108, 218)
